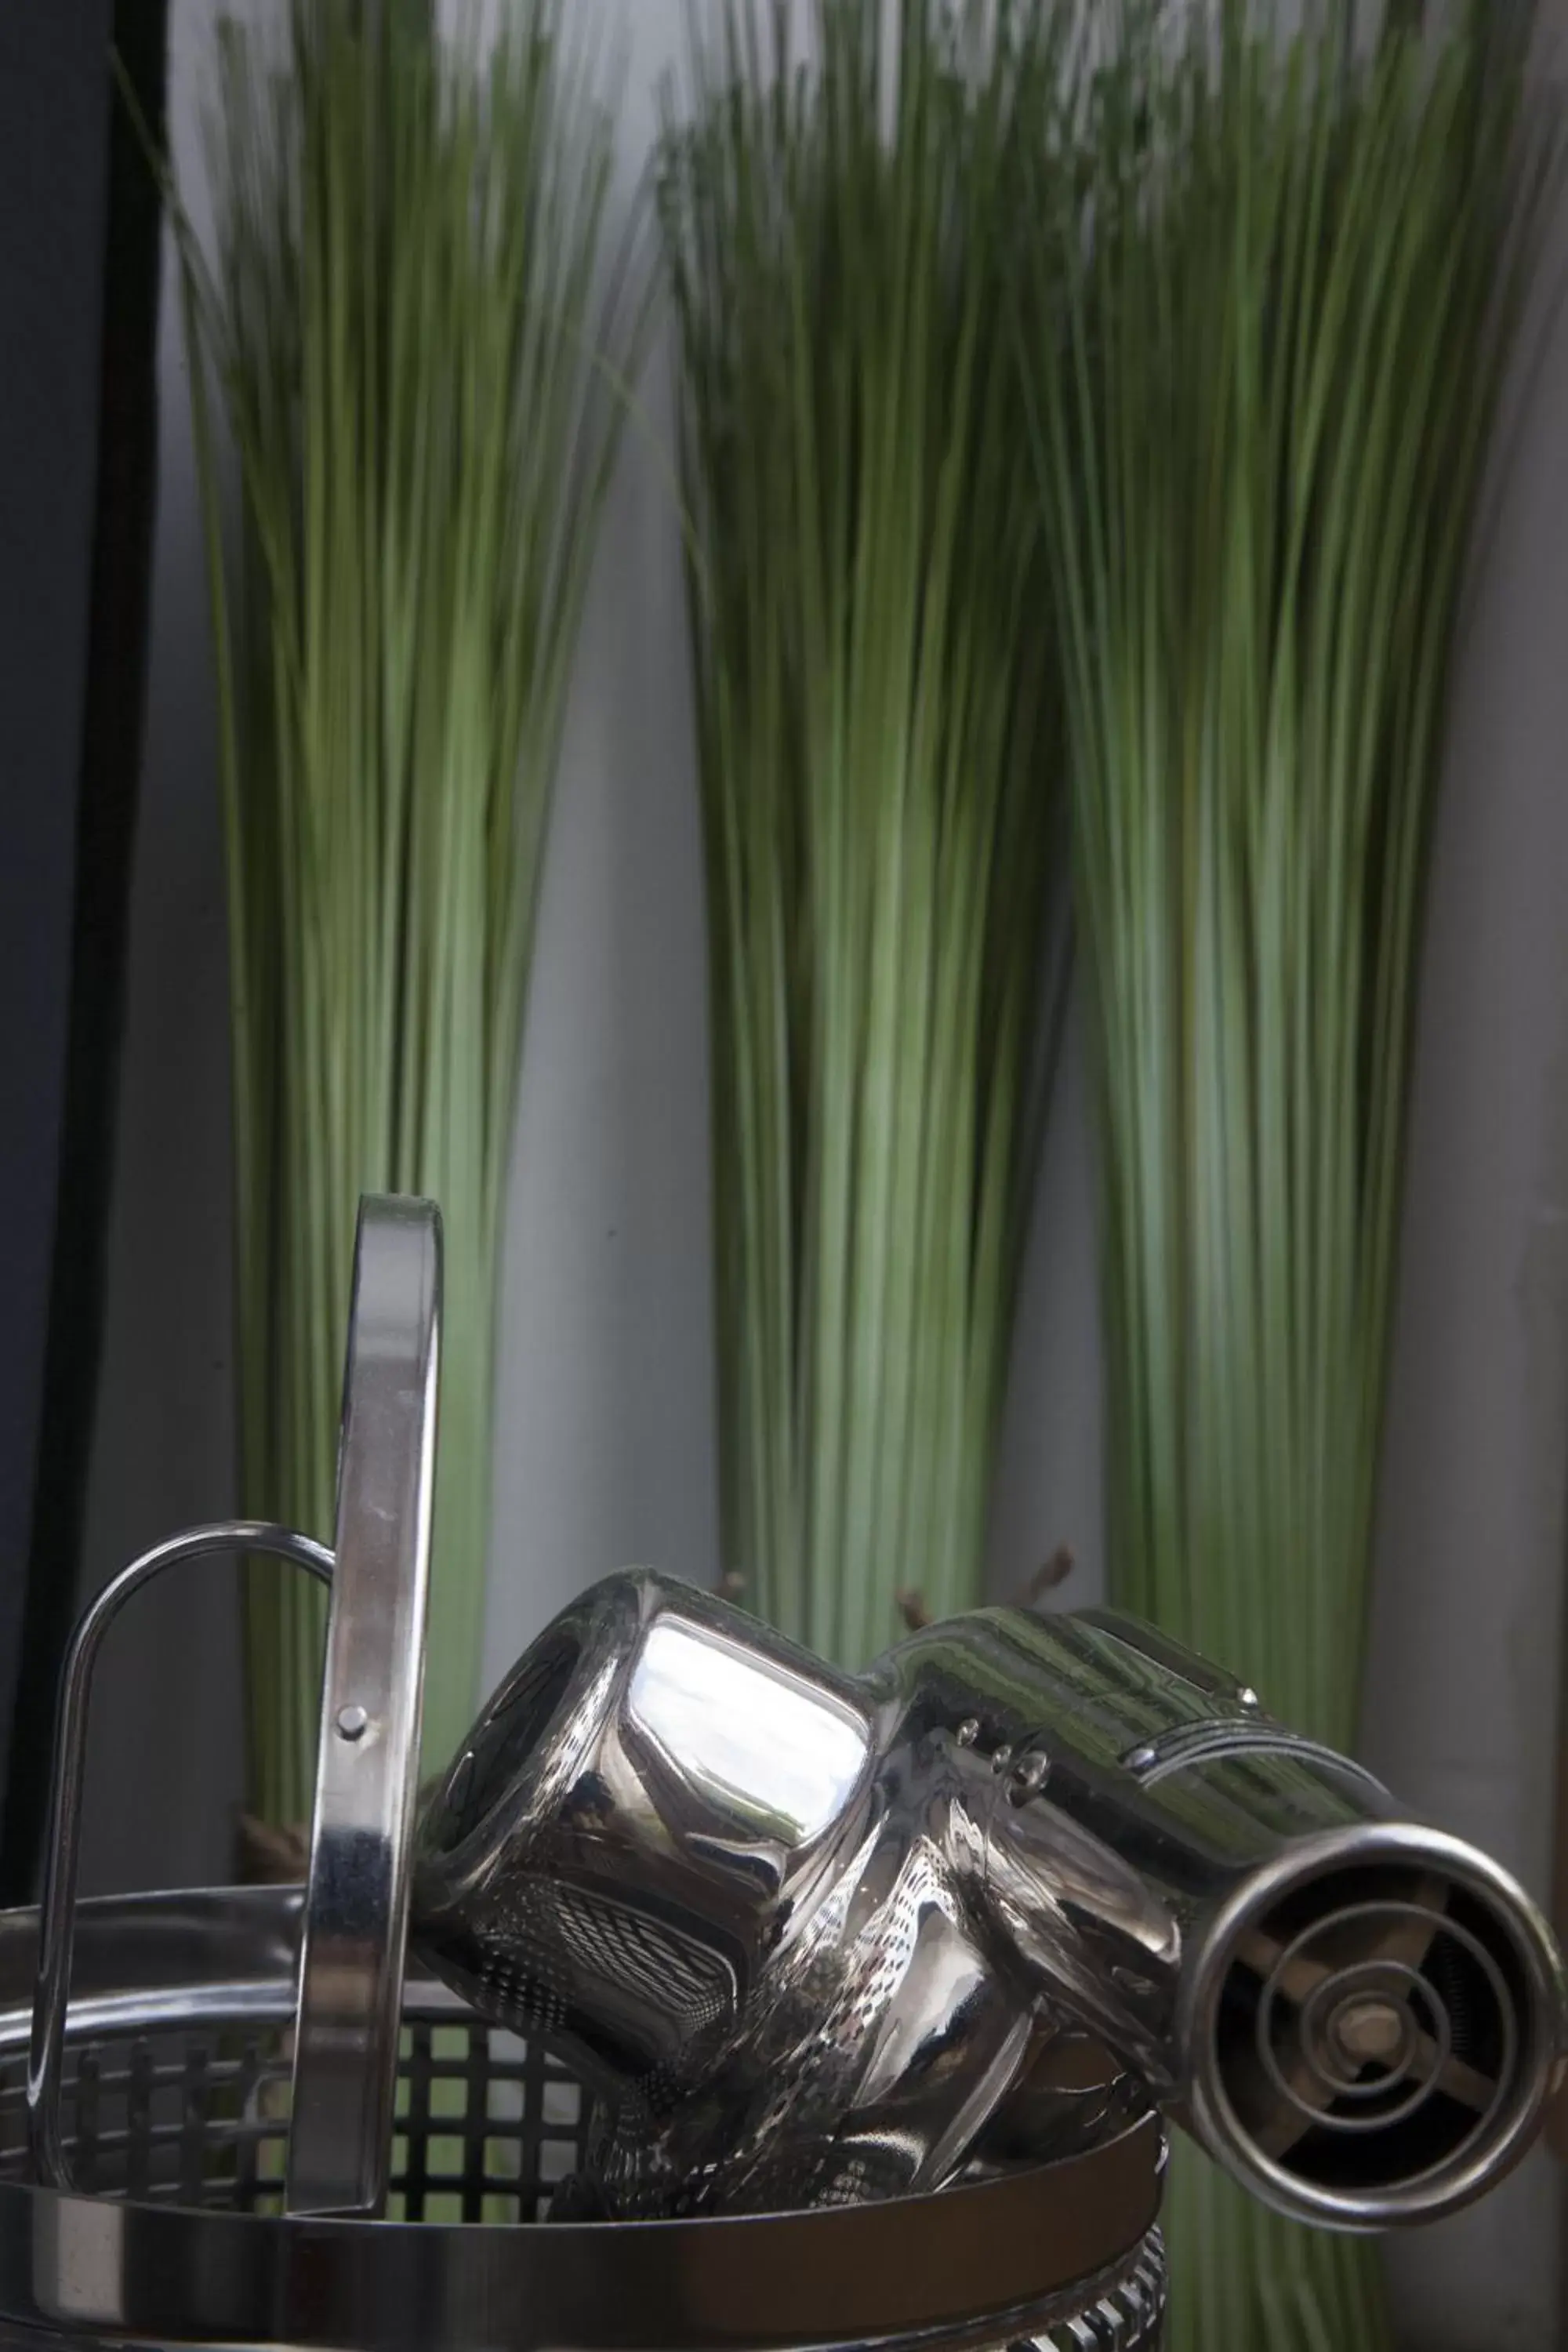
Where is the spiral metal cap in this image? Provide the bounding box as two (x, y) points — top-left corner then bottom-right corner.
(1187, 1828), (1566, 2228)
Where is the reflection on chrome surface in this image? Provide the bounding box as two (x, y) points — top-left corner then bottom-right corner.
(627, 1618), (869, 1847)
(415, 1574), (1565, 2230)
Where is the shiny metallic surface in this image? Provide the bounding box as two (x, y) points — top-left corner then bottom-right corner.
(0, 1889), (1165, 2352)
(417, 1577), (1566, 2230)
(1026, 2230), (1165, 2352)
(30, 1196), (442, 2224)
(25, 1524), (333, 2191)
(4, 1208), (1170, 2352)
(1179, 1818), (1564, 2228)
(288, 1196), (441, 2218)
(415, 1576), (1149, 2216)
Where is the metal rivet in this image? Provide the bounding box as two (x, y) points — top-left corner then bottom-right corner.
(1008, 1752), (1051, 1804)
(990, 1744), (1014, 1775)
(955, 1718), (981, 1748)
(336, 1703), (368, 1743)
(1127, 1744), (1158, 1773)
(1237, 1686), (1261, 1713)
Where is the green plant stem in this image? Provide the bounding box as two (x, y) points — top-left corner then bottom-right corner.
(1023, 2), (1548, 2344)
(661, 0), (1065, 1667)
(178, 0), (637, 1823)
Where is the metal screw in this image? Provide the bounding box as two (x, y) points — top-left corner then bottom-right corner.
(336, 1703), (368, 1743)
(1330, 1995), (1406, 2067)
(955, 1718), (981, 1748)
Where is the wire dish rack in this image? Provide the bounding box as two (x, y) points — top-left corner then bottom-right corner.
(0, 1200), (1166, 2352)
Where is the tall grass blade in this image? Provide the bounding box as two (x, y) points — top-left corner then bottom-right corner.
(659, 0), (1066, 1665)
(1022, 2), (1552, 2344)
(178, 0), (637, 1827)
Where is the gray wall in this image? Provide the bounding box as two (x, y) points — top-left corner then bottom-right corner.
(1362, 106), (1568, 2335)
(74, 2), (1566, 2342)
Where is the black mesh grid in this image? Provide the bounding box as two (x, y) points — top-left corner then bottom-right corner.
(0, 2004), (590, 2222)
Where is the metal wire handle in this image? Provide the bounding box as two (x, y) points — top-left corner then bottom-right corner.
(26, 1521), (333, 2190)
(27, 1195), (442, 2221)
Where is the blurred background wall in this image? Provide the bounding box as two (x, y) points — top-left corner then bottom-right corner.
(61, 2), (1568, 2342)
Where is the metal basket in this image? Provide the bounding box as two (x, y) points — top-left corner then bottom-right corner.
(0, 1198), (1166, 2352)
(0, 1896), (589, 2225)
(0, 1887), (1164, 2351)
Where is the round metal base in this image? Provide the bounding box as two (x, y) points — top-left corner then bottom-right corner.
(1025, 2231), (1164, 2349)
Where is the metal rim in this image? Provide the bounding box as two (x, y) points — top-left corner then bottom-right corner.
(1031, 2227), (1165, 2352)
(0, 2115), (1163, 2352)
(287, 1196), (442, 2217)
(1181, 1820), (1566, 2229)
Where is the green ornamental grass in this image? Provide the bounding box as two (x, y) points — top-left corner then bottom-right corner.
(1024, 3), (1550, 2345)
(177, 0), (636, 1828)
(659, 0), (1065, 1667)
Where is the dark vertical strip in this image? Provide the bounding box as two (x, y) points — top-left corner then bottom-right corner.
(0, 8), (115, 1873)
(0, 0), (169, 1900)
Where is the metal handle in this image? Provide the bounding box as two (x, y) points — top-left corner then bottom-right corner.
(26, 1521), (334, 2187)
(285, 1195), (441, 2215)
(27, 1193), (442, 2220)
